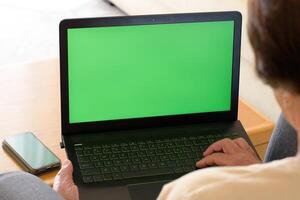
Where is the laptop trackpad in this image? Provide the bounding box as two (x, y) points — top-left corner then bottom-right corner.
(128, 180), (170, 200)
(79, 186), (131, 200)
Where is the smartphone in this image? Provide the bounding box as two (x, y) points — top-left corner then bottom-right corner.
(2, 132), (61, 174)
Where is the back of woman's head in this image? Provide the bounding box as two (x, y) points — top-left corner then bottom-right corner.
(248, 0), (300, 93)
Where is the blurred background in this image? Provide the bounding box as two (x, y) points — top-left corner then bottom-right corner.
(0, 0), (123, 65)
(0, 0), (280, 122)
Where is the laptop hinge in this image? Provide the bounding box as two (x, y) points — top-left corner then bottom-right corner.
(60, 136), (65, 149)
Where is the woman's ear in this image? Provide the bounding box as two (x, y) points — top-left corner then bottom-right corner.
(280, 90), (293, 109)
(274, 88), (300, 132)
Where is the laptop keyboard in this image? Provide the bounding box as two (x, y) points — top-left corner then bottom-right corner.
(74, 133), (239, 183)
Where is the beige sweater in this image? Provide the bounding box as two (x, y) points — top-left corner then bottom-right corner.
(158, 157), (300, 200)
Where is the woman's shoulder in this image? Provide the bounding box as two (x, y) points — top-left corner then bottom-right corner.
(158, 157), (300, 200)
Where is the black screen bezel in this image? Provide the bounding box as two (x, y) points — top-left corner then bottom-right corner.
(59, 11), (242, 135)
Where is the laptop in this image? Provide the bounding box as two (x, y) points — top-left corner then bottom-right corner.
(59, 11), (256, 200)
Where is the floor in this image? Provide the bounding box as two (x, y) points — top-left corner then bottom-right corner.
(0, 0), (124, 66)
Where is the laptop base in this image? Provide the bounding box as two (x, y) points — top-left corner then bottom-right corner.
(63, 120), (256, 200)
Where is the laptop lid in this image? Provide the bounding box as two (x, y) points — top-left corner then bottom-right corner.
(59, 12), (242, 135)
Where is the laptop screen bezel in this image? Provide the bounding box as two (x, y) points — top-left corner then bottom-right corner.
(59, 12), (242, 134)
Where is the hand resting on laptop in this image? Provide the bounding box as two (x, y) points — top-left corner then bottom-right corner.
(196, 138), (261, 168)
(53, 160), (79, 200)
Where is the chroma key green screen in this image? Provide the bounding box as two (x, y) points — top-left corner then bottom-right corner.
(67, 21), (234, 123)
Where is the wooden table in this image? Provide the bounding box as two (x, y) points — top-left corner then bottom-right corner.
(0, 59), (274, 185)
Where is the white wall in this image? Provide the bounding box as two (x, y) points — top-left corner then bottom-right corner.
(239, 51), (281, 122)
(0, 0), (123, 66)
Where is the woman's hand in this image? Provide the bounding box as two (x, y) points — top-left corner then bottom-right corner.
(53, 160), (79, 200)
(196, 138), (261, 168)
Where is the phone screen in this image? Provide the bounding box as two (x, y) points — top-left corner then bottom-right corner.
(4, 132), (60, 170)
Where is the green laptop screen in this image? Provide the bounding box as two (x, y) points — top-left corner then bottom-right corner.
(67, 20), (234, 124)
